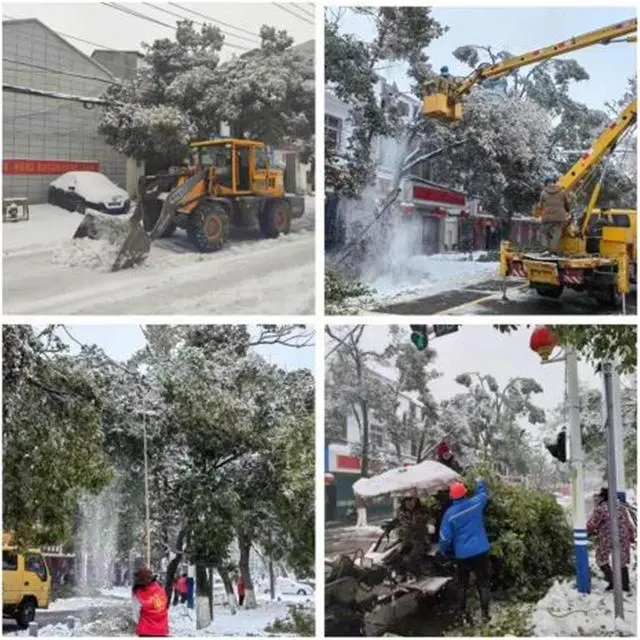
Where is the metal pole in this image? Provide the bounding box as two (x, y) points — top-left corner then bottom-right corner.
(610, 366), (626, 502)
(602, 362), (624, 619)
(566, 347), (590, 593)
(143, 407), (151, 569)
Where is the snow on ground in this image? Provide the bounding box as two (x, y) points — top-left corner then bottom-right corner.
(44, 595), (127, 612)
(328, 251), (499, 314)
(532, 558), (637, 637)
(367, 251), (498, 299)
(3, 200), (315, 314)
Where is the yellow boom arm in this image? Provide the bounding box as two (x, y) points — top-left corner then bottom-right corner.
(558, 99), (637, 192)
(424, 18), (637, 121)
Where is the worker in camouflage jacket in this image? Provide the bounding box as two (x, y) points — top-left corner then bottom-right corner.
(587, 487), (634, 592)
(397, 496), (429, 575)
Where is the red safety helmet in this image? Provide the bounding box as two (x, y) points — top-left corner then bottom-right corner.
(449, 482), (467, 500)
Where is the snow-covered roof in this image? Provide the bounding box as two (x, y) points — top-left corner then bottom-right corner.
(353, 460), (459, 501)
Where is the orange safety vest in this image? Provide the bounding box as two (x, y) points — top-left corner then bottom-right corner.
(135, 581), (169, 637)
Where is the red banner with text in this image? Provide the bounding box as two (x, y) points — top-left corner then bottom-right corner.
(3, 159), (100, 175)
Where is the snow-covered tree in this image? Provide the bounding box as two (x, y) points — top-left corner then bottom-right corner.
(325, 7), (446, 196)
(3, 325), (112, 546)
(99, 21), (313, 168)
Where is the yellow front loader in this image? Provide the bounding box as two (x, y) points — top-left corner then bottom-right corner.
(74, 138), (305, 271)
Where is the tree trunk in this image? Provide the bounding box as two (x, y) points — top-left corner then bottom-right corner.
(355, 496), (368, 527)
(163, 528), (186, 605)
(195, 563), (213, 629)
(238, 535), (257, 609)
(269, 555), (275, 601)
(218, 567), (237, 612)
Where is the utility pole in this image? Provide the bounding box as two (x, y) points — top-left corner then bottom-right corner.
(566, 346), (590, 594)
(602, 362), (624, 619)
(143, 404), (151, 569)
(610, 366), (626, 502)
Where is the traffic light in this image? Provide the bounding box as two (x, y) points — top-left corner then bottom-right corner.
(433, 325), (459, 338)
(545, 430), (567, 463)
(410, 325), (429, 351)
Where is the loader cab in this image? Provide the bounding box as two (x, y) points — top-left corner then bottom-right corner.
(189, 139), (278, 195)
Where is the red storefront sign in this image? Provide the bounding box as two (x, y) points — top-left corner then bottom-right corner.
(336, 454), (361, 471)
(3, 159), (100, 175)
(413, 185), (465, 206)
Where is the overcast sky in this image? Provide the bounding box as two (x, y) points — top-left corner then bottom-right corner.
(326, 325), (607, 436)
(4, 3), (315, 60)
(332, 6), (636, 112)
(47, 324), (315, 374)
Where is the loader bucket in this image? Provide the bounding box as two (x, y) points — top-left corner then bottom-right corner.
(72, 205), (151, 272)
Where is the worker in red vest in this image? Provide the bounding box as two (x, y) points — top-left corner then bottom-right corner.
(236, 574), (246, 606)
(132, 567), (169, 637)
(172, 572), (189, 605)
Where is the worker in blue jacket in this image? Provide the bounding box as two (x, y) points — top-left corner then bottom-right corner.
(439, 479), (491, 623)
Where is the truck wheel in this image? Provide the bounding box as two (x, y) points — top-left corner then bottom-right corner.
(260, 200), (291, 239)
(16, 598), (36, 629)
(535, 285), (563, 299)
(188, 203), (229, 252)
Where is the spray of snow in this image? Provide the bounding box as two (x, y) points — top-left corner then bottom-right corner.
(77, 483), (120, 596)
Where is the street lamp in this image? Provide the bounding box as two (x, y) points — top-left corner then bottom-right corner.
(529, 326), (590, 594)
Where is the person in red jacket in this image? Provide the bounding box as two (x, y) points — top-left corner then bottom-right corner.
(236, 575), (246, 606)
(172, 572), (189, 606)
(132, 567), (169, 637)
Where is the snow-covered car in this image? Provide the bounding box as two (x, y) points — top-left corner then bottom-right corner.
(48, 171), (131, 215)
(276, 577), (315, 596)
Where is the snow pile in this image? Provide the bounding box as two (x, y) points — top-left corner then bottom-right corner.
(51, 238), (124, 271)
(532, 572), (636, 636)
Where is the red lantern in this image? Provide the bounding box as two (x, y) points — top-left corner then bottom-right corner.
(529, 326), (560, 361)
(324, 473), (335, 487)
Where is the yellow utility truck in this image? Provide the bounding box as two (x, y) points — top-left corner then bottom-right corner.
(3, 533), (51, 629)
(422, 18), (637, 309)
(75, 138), (305, 271)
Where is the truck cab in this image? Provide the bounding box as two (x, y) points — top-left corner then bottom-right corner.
(3, 543), (51, 629)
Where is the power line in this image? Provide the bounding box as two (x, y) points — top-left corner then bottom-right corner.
(101, 2), (177, 30)
(3, 57), (120, 86)
(294, 3), (315, 20)
(272, 3), (314, 26)
(3, 83), (113, 107)
(168, 3), (261, 41)
(141, 3), (252, 49)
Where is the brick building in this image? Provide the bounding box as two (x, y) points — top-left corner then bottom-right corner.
(2, 19), (131, 203)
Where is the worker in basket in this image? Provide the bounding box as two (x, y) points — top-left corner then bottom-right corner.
(538, 175), (571, 254)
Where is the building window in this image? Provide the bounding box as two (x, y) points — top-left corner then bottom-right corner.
(398, 101), (410, 117)
(410, 437), (419, 459)
(409, 403), (417, 421)
(325, 115), (343, 151)
(370, 423), (384, 448)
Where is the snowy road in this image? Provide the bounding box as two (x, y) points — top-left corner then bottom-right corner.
(375, 279), (636, 316)
(3, 199), (315, 315)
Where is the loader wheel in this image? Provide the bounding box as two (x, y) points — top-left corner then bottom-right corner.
(260, 200), (291, 239)
(187, 203), (229, 252)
